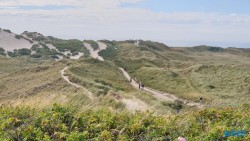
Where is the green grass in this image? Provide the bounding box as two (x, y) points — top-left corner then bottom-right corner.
(68, 59), (133, 95)
(189, 65), (250, 106)
(97, 41), (250, 107)
(49, 37), (86, 54)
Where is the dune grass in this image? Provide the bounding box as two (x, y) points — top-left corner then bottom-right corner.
(99, 41), (250, 107)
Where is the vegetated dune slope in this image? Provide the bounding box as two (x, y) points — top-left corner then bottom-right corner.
(0, 29), (250, 111)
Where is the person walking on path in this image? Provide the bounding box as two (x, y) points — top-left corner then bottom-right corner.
(199, 97), (203, 104)
(139, 81), (142, 90)
(141, 83), (144, 90)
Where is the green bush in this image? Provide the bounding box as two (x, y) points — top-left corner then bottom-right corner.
(3, 29), (11, 33)
(0, 104), (249, 140)
(18, 48), (31, 56)
(98, 44), (117, 60)
(0, 48), (6, 56)
(50, 37), (84, 53)
(15, 35), (21, 39)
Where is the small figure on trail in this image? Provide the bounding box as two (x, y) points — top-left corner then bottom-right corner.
(199, 97), (203, 104)
(129, 77), (132, 83)
(139, 83), (141, 89)
(141, 84), (144, 90)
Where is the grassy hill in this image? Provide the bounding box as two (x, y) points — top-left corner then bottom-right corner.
(96, 40), (250, 107)
(0, 56), (179, 114)
(1, 37), (249, 109)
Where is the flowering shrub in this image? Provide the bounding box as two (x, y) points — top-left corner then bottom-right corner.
(0, 104), (249, 140)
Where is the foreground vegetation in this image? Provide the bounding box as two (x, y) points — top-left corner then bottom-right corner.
(0, 104), (249, 141)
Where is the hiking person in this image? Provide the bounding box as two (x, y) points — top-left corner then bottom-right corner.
(130, 77), (132, 83)
(141, 84), (144, 90)
(199, 97), (203, 104)
(139, 83), (141, 89)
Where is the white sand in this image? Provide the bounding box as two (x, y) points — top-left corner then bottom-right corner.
(134, 40), (140, 47)
(46, 44), (57, 50)
(0, 30), (34, 51)
(61, 50), (71, 56)
(55, 55), (63, 61)
(97, 41), (107, 50)
(70, 52), (84, 59)
(84, 42), (106, 61)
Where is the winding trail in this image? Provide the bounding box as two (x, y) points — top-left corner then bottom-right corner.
(60, 67), (82, 88)
(60, 42), (148, 111)
(60, 66), (94, 100)
(119, 68), (204, 109)
(61, 41), (202, 110)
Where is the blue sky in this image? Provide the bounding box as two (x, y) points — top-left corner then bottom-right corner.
(0, 0), (250, 48)
(141, 0), (250, 14)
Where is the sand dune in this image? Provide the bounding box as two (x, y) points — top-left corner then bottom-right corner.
(84, 42), (105, 61)
(0, 29), (34, 51)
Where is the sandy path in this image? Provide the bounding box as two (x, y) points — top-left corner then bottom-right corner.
(60, 67), (82, 88)
(119, 67), (203, 108)
(84, 42), (106, 61)
(60, 66), (94, 99)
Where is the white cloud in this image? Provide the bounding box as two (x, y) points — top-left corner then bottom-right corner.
(0, 0), (250, 47)
(0, 0), (143, 7)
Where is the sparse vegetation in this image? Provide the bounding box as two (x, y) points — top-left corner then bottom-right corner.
(15, 34), (21, 39)
(98, 44), (117, 60)
(49, 37), (84, 53)
(3, 29), (11, 33)
(0, 48), (6, 56)
(17, 48), (31, 56)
